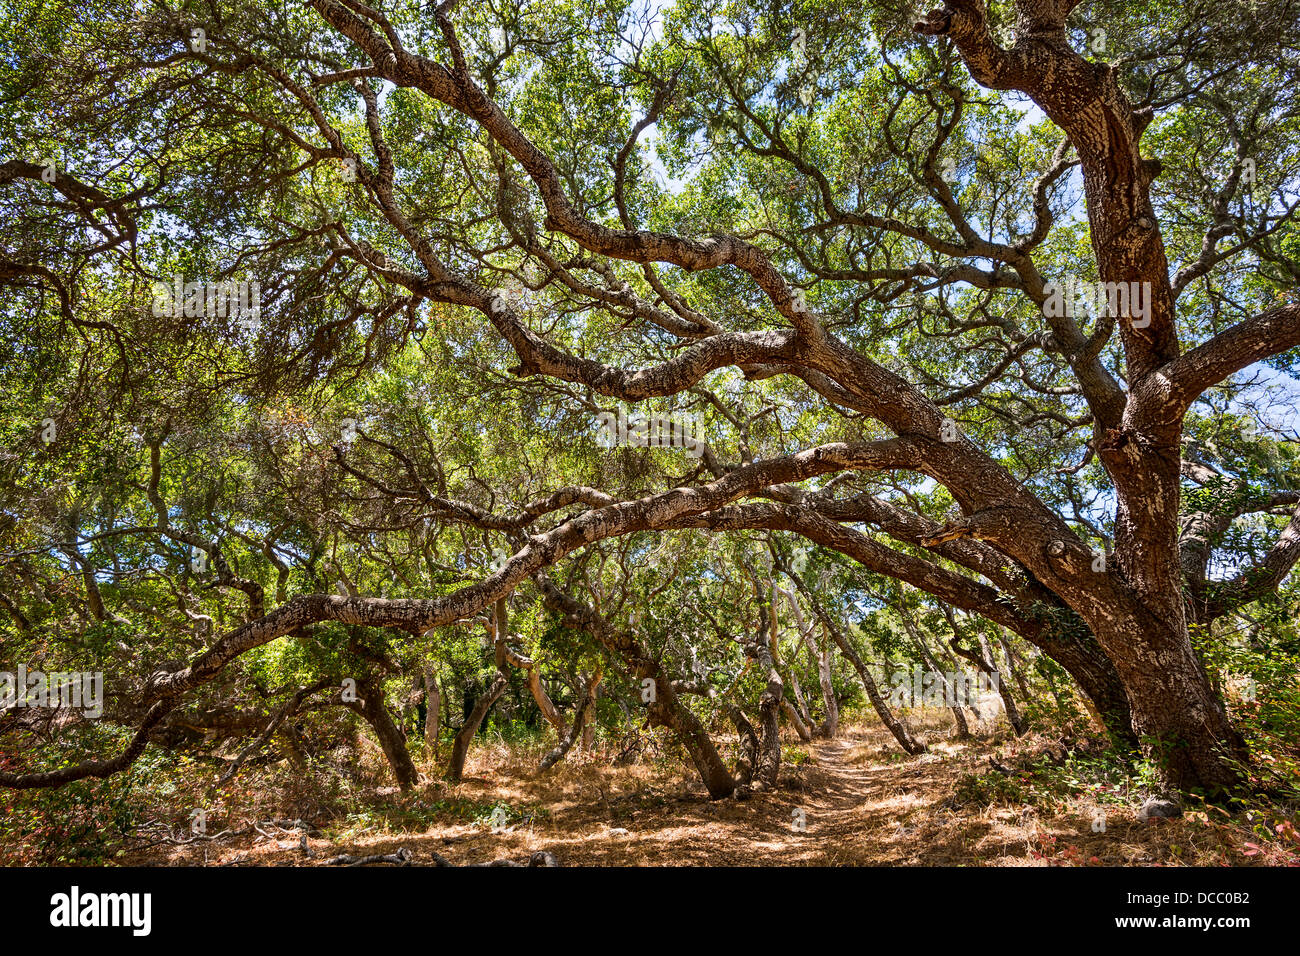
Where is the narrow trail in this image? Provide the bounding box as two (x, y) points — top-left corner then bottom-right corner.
(133, 721), (1164, 867)
(424, 724), (1002, 865)
(192, 723), (1014, 866)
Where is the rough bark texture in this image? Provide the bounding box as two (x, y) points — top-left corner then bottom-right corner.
(728, 705), (760, 789)
(908, 0), (1255, 794)
(343, 675), (419, 791)
(746, 602), (785, 790)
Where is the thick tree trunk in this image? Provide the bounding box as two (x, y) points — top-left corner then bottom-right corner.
(911, 0), (1250, 797)
(1098, 614), (1248, 794)
(750, 607), (784, 790)
(345, 676), (419, 791)
(652, 687), (738, 798)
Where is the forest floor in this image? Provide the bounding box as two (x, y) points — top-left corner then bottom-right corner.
(113, 715), (1277, 867)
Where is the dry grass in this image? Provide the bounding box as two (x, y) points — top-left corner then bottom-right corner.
(109, 714), (1289, 867)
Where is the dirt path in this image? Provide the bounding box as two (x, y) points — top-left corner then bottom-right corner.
(142, 722), (1029, 867)
(422, 724), (1019, 866)
(103, 720), (1273, 867)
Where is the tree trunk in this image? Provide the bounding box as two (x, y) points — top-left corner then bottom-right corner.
(780, 699), (814, 742)
(786, 666), (813, 728)
(898, 602), (970, 738)
(537, 672), (601, 773)
(447, 670), (507, 782)
(827, 625), (926, 755)
(791, 573), (927, 755)
(344, 676), (419, 791)
(979, 635), (1027, 736)
(535, 574), (737, 799)
(447, 599), (510, 782)
(502, 644), (568, 739)
(766, 599), (814, 738)
(912, 0), (1251, 796)
(779, 585), (837, 738)
(943, 611), (1027, 736)
(423, 670), (441, 755)
(750, 604), (784, 790)
(1097, 613), (1248, 794)
(651, 685), (738, 798)
(729, 706), (759, 788)
(809, 624), (839, 739)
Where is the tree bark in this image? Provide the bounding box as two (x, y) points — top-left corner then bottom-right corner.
(343, 676), (419, 791)
(832, 626), (927, 755)
(423, 669), (441, 755)
(447, 670), (507, 782)
(911, 0), (1250, 794)
(537, 671), (601, 773)
(536, 574), (738, 798)
(902, 611), (971, 739)
(749, 603), (784, 790)
(447, 599), (510, 782)
(778, 585), (837, 737)
(943, 610), (1027, 736)
(1095, 614), (1248, 794)
(728, 706), (759, 788)
(780, 699), (814, 742)
(784, 567), (928, 755)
